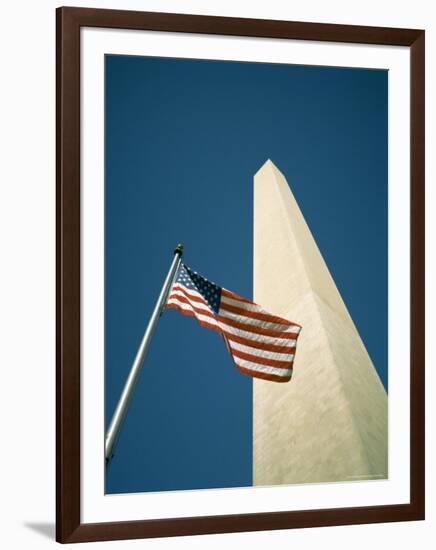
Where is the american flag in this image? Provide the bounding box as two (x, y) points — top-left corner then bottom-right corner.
(165, 263), (302, 382)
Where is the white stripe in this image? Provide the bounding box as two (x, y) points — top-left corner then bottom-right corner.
(166, 298), (219, 328)
(228, 340), (294, 362)
(220, 293), (261, 312)
(175, 284), (301, 334)
(168, 298), (296, 354)
(221, 294), (301, 332)
(218, 321), (297, 347)
(233, 356), (292, 378)
(219, 307), (296, 332)
(169, 289), (211, 313)
(171, 283), (207, 304)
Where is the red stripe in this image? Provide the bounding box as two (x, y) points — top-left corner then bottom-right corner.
(223, 332), (296, 354)
(221, 288), (252, 303)
(235, 364), (292, 383)
(217, 315), (298, 339)
(169, 294), (299, 350)
(170, 284), (208, 306)
(167, 294), (215, 319)
(230, 348), (293, 369)
(220, 302), (298, 327)
(166, 304), (221, 334)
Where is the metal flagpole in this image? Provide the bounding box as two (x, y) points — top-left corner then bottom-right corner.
(105, 244), (184, 464)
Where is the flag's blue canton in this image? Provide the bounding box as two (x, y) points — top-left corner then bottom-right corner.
(176, 264), (221, 313)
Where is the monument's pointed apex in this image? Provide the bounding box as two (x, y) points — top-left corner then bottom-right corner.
(255, 159), (288, 184)
(256, 158), (279, 175)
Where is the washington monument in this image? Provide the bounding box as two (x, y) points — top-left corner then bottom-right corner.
(253, 160), (387, 486)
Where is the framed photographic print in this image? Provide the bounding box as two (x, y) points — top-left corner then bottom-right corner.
(56, 7), (425, 543)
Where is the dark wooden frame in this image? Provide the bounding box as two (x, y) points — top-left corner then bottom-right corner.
(56, 6), (425, 543)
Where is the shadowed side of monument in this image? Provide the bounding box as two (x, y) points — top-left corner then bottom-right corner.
(253, 160), (387, 485)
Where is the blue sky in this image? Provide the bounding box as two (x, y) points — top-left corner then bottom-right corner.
(105, 55), (388, 494)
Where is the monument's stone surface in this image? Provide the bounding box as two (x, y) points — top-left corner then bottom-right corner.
(253, 160), (387, 485)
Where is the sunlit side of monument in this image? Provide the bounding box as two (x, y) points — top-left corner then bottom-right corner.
(253, 160), (388, 485)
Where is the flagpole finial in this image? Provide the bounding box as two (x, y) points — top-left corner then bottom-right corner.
(174, 243), (184, 256)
